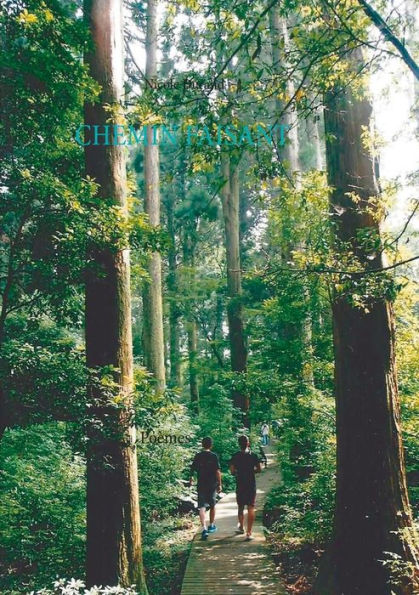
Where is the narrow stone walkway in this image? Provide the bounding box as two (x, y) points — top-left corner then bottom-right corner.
(181, 444), (286, 595)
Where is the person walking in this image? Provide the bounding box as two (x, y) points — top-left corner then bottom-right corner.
(189, 436), (222, 540)
(229, 435), (262, 541)
(261, 422), (270, 445)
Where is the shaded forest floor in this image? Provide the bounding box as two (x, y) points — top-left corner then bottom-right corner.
(267, 537), (323, 594)
(262, 446), (325, 595)
(142, 515), (198, 595)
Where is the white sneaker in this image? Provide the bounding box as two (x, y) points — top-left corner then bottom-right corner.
(245, 534), (254, 541)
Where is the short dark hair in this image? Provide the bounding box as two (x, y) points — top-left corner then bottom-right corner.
(238, 435), (249, 450)
(202, 436), (213, 449)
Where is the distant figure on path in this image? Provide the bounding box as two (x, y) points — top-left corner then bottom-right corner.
(261, 422), (270, 445)
(229, 435), (262, 541)
(189, 436), (222, 541)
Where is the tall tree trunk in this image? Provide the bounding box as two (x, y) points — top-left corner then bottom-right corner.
(314, 49), (418, 595)
(304, 109), (324, 170)
(183, 229), (200, 409)
(142, 0), (165, 391)
(301, 105), (322, 388)
(269, 7), (300, 172)
(214, 293), (224, 363)
(220, 155), (248, 418)
(83, 0), (147, 591)
(187, 318), (199, 411)
(301, 295), (314, 387)
(166, 195), (181, 388)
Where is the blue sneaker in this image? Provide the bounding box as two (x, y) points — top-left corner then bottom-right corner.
(201, 529), (209, 540)
(208, 524), (217, 533)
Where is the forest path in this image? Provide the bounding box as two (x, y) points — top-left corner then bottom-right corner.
(180, 443), (286, 594)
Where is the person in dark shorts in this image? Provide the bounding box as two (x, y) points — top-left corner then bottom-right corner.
(189, 437), (222, 540)
(229, 435), (262, 541)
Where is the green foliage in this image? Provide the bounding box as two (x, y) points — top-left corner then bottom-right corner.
(0, 424), (85, 594)
(0, 1), (157, 334)
(134, 375), (197, 520)
(0, 0), (96, 327)
(1, 315), (87, 428)
(265, 388), (336, 545)
(196, 383), (238, 458)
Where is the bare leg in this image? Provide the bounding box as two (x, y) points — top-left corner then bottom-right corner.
(238, 505), (244, 530)
(199, 507), (207, 530)
(209, 506), (215, 525)
(246, 505), (255, 536)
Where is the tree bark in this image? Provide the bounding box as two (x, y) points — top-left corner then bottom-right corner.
(182, 225), (200, 409)
(304, 110), (324, 170)
(187, 318), (199, 411)
(166, 194), (182, 388)
(301, 293), (315, 387)
(220, 155), (248, 418)
(314, 49), (418, 595)
(214, 294), (225, 365)
(142, 0), (166, 391)
(356, 0), (419, 80)
(83, 0), (147, 591)
(269, 6), (300, 171)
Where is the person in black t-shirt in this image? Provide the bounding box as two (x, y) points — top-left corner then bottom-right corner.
(189, 436), (222, 540)
(229, 435), (261, 541)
